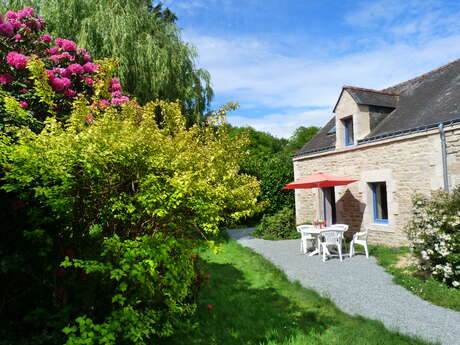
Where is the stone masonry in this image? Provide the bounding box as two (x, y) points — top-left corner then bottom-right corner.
(293, 125), (460, 246)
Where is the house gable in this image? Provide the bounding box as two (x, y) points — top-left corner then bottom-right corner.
(296, 58), (460, 158)
(334, 89), (370, 148)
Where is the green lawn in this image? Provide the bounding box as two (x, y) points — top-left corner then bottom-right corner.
(163, 239), (436, 345)
(370, 245), (460, 312)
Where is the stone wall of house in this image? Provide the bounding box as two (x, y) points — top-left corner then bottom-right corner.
(293, 127), (460, 246)
(446, 127), (460, 188)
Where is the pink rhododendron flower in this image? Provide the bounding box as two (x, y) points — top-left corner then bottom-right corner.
(6, 52), (29, 69)
(46, 47), (59, 55)
(49, 55), (61, 63)
(111, 91), (122, 98)
(0, 22), (14, 36)
(45, 69), (55, 80)
(38, 34), (52, 42)
(62, 40), (77, 52)
(84, 54), (91, 62)
(99, 99), (110, 108)
(50, 77), (71, 91)
(84, 77), (94, 85)
(35, 20), (45, 30)
(55, 38), (77, 52)
(17, 7), (35, 19)
(111, 96), (129, 105)
(19, 101), (28, 108)
(93, 99), (110, 109)
(22, 88), (27, 94)
(15, 34), (21, 41)
(9, 19), (25, 29)
(5, 11), (17, 20)
(64, 89), (76, 97)
(53, 67), (66, 75)
(49, 52), (75, 63)
(0, 73), (13, 84)
(66, 63), (84, 75)
(109, 78), (122, 92)
(82, 62), (97, 73)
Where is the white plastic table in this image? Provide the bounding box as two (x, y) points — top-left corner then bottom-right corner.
(299, 226), (347, 256)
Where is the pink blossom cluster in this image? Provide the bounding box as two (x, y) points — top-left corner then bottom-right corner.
(0, 6), (130, 122)
(109, 78), (129, 104)
(6, 51), (29, 69)
(0, 7), (44, 37)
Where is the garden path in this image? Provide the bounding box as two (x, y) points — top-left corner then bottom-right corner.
(228, 228), (460, 345)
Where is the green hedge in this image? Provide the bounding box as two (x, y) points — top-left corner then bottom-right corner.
(252, 206), (298, 240)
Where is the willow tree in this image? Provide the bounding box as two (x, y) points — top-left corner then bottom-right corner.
(3, 0), (213, 124)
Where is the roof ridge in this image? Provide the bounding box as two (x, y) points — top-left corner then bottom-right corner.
(343, 85), (399, 96)
(382, 57), (460, 92)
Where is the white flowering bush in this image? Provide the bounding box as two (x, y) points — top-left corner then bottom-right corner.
(407, 188), (460, 288)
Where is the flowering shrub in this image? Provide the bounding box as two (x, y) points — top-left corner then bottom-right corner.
(0, 7), (129, 133)
(407, 188), (460, 288)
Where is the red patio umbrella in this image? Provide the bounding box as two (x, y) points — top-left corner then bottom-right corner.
(283, 172), (358, 189)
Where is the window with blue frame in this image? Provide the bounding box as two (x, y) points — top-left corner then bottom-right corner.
(370, 182), (388, 223)
(342, 117), (354, 146)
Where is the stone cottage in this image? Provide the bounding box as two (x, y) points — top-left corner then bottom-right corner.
(293, 58), (460, 246)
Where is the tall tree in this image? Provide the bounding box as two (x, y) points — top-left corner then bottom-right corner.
(3, 0), (214, 124)
(284, 125), (319, 154)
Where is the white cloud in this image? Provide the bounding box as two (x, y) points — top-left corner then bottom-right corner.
(188, 31), (460, 108)
(344, 0), (437, 28)
(178, 1), (460, 138)
(228, 108), (328, 138)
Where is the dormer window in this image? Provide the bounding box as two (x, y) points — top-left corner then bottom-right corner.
(342, 117), (354, 146)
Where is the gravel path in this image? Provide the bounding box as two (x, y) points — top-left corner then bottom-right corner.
(228, 228), (460, 345)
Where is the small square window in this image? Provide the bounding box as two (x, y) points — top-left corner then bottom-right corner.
(342, 117), (354, 146)
(370, 182), (388, 223)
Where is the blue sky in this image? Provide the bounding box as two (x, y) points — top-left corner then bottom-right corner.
(167, 0), (460, 138)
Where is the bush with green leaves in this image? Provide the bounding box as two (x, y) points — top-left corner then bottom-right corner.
(407, 188), (460, 289)
(227, 125), (319, 226)
(252, 206), (297, 240)
(0, 99), (261, 344)
(242, 153), (294, 217)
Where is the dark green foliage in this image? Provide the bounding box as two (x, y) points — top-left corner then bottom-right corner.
(242, 153), (294, 216)
(4, 0), (213, 124)
(229, 126), (288, 155)
(61, 235), (196, 344)
(252, 206), (298, 240)
(283, 126), (319, 155)
(228, 125), (318, 226)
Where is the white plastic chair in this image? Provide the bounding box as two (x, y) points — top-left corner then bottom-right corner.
(296, 225), (316, 254)
(349, 228), (369, 258)
(319, 230), (343, 262)
(328, 224), (349, 239)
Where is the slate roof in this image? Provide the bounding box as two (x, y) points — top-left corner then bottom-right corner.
(342, 86), (399, 109)
(297, 116), (336, 154)
(296, 58), (460, 157)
